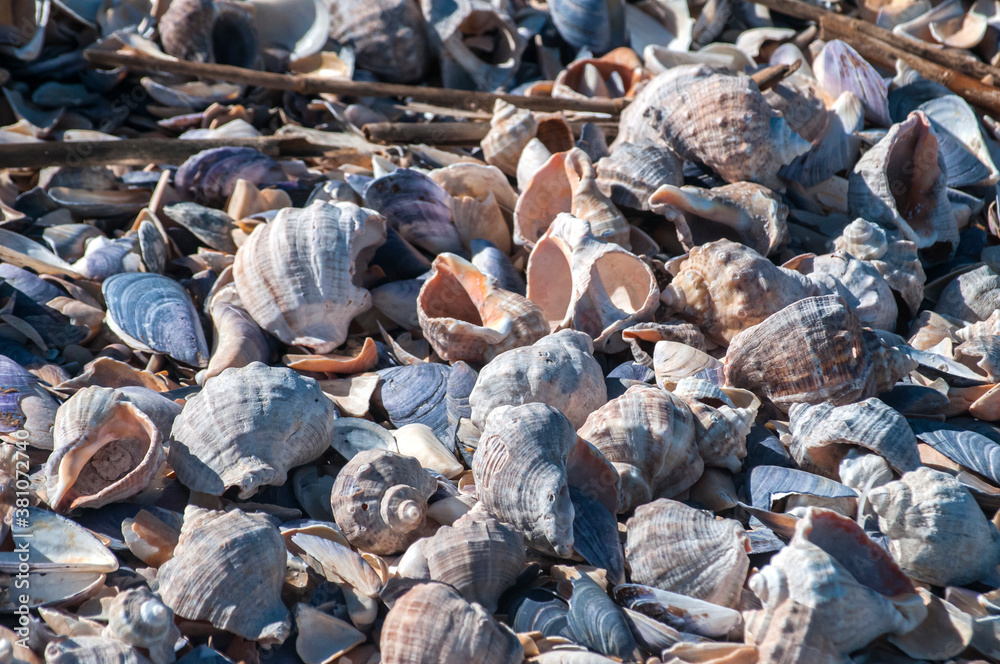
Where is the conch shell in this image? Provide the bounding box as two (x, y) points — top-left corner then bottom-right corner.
(43, 386), (164, 512)
(661, 239), (816, 346)
(625, 499), (750, 608)
(473, 402), (576, 557)
(327, 0), (429, 83)
(103, 587), (180, 664)
(595, 141), (684, 211)
(620, 68), (810, 187)
(650, 182), (789, 257)
(160, 0), (258, 68)
(724, 295), (913, 412)
(168, 362), (338, 497)
(233, 201), (387, 353)
(416, 253), (548, 364)
(785, 399), (921, 479)
(330, 448), (438, 555)
(469, 329), (607, 430)
(744, 508), (926, 663)
(577, 384), (702, 513)
(869, 467), (1000, 586)
(400, 511), (524, 613)
(847, 111), (958, 260)
(482, 100), (538, 177)
(156, 505), (291, 645)
(380, 582), (522, 664)
(526, 213), (658, 353)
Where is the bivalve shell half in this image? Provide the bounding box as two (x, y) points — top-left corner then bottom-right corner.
(233, 201), (387, 353)
(102, 273), (209, 368)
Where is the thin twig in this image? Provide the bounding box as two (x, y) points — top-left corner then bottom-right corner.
(362, 121), (619, 146)
(83, 49), (630, 116)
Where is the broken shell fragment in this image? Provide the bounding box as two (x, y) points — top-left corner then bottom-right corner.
(417, 253), (548, 364)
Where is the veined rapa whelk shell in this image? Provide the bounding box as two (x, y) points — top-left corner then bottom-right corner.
(526, 213), (658, 353)
(233, 201), (386, 353)
(168, 362), (338, 497)
(43, 386), (164, 512)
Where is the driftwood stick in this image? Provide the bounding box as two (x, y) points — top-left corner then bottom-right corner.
(362, 121), (619, 145)
(817, 15), (1000, 115)
(83, 49), (629, 116)
(0, 136), (341, 169)
(748, 0), (1000, 84)
(750, 61), (801, 91)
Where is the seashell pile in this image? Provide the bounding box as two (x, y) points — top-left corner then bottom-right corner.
(9, 0), (1000, 662)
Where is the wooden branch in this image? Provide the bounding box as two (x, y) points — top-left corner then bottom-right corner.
(748, 0), (1000, 84)
(750, 61), (801, 91)
(0, 136), (343, 169)
(817, 15), (1000, 115)
(362, 121), (619, 146)
(83, 49), (629, 116)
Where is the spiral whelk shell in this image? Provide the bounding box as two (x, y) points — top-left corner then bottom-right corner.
(43, 386), (165, 512)
(156, 505), (291, 645)
(233, 201), (387, 353)
(331, 448), (438, 555)
(168, 362), (338, 497)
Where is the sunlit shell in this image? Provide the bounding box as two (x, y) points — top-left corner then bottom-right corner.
(380, 582), (522, 664)
(410, 511), (525, 612)
(626, 499), (750, 608)
(786, 399), (921, 479)
(848, 111), (958, 259)
(473, 402), (578, 557)
(168, 362), (338, 497)
(469, 329), (607, 430)
(103, 587), (180, 664)
(661, 239), (816, 346)
(789, 251), (898, 330)
(233, 201), (386, 353)
(578, 384), (702, 512)
(526, 214), (658, 353)
(649, 182), (788, 257)
(43, 386), (164, 512)
(482, 100), (538, 177)
(869, 467), (1000, 586)
(744, 508), (925, 662)
(725, 295), (913, 412)
(103, 272), (210, 368)
(331, 448), (437, 555)
(595, 141), (684, 211)
(156, 505), (291, 645)
(327, 0), (429, 83)
(620, 69), (810, 186)
(417, 253), (548, 364)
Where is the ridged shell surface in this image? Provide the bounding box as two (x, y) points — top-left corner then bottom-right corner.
(233, 201), (387, 353)
(168, 362), (338, 497)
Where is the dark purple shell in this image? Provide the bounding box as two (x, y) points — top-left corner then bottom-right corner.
(174, 147), (288, 207)
(0, 282), (88, 348)
(0, 264), (62, 304)
(0, 355), (40, 432)
(363, 169), (463, 256)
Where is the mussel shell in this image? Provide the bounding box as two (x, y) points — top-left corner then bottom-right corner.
(375, 362), (451, 441)
(570, 486), (625, 586)
(567, 573), (642, 661)
(162, 202), (237, 253)
(363, 168), (463, 256)
(102, 272), (210, 367)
